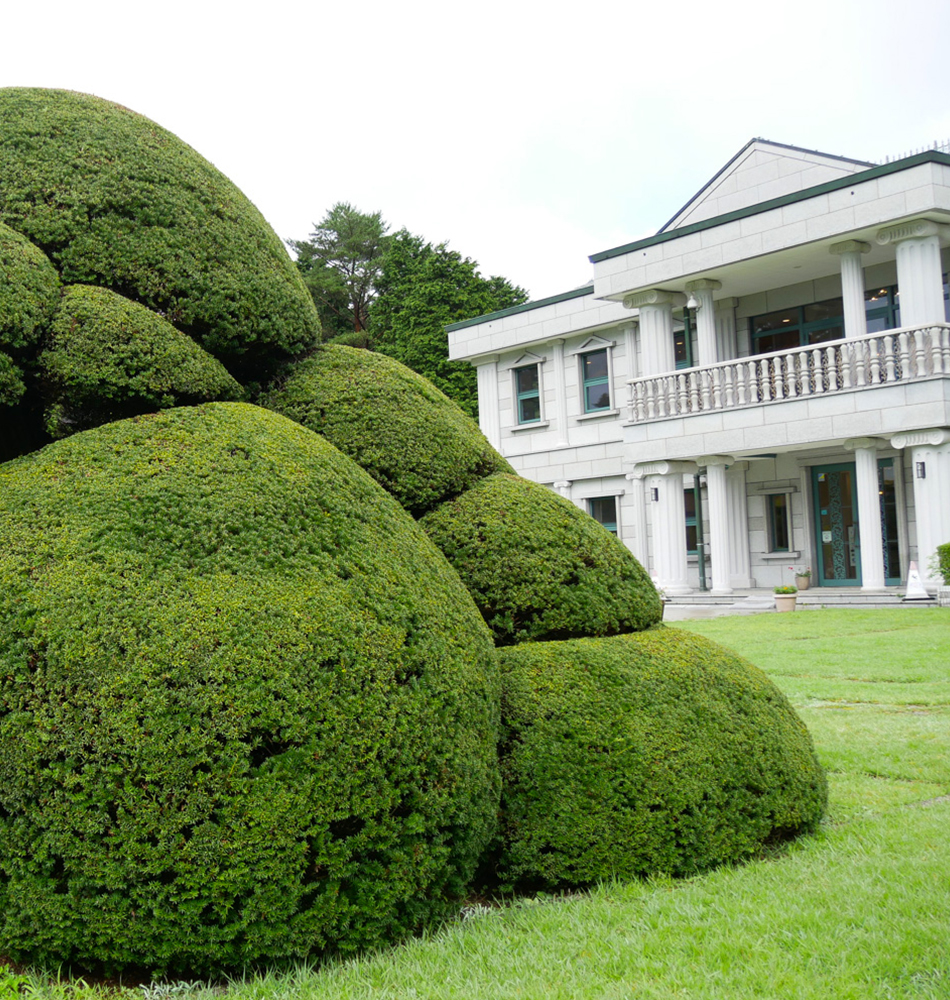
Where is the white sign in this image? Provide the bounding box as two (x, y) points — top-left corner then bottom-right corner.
(904, 561), (930, 601)
(822, 531), (833, 543)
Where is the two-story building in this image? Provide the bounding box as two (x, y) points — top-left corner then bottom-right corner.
(447, 139), (950, 593)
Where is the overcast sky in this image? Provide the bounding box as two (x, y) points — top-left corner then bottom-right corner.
(4, 0), (949, 302)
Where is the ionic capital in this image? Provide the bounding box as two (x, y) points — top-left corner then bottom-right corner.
(844, 437), (887, 452)
(829, 239), (871, 256)
(876, 219), (950, 246)
(684, 278), (722, 293)
(890, 427), (950, 450)
(623, 288), (686, 311)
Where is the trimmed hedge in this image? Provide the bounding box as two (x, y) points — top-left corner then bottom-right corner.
(264, 345), (513, 517)
(41, 285), (243, 436)
(0, 221), (60, 353)
(0, 403), (500, 976)
(493, 628), (827, 889)
(936, 541), (950, 585)
(0, 352), (25, 406)
(420, 474), (662, 644)
(0, 88), (320, 376)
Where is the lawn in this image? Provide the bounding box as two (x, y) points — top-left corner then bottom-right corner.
(11, 609), (950, 1000)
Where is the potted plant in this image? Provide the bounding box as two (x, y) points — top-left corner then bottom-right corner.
(793, 567), (811, 590)
(774, 585), (798, 612)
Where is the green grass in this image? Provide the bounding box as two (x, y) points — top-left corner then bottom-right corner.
(9, 608), (950, 999)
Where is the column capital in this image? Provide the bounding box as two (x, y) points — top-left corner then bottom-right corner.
(829, 239), (871, 256)
(622, 288), (686, 310)
(890, 427), (950, 450)
(553, 480), (573, 490)
(474, 354), (499, 365)
(685, 278), (722, 293)
(631, 460), (698, 478)
(696, 453), (735, 467)
(843, 437), (888, 452)
(876, 219), (950, 246)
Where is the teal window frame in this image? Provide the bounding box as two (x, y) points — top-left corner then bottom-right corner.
(514, 364), (541, 424)
(751, 297), (845, 355)
(588, 496), (617, 535)
(581, 348), (611, 413)
(675, 309), (694, 369)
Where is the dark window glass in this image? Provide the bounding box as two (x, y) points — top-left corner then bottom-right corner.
(768, 494), (790, 552)
(753, 309), (799, 335)
(588, 496), (617, 535)
(684, 487), (697, 555)
(804, 298), (843, 323)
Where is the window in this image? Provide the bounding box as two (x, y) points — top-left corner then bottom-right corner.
(581, 349), (611, 412)
(864, 285), (900, 332)
(514, 364), (541, 424)
(674, 309), (694, 369)
(767, 494), (790, 552)
(751, 297), (844, 355)
(684, 487), (698, 554)
(588, 496), (617, 535)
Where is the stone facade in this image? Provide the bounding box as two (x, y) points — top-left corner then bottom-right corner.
(448, 140), (950, 591)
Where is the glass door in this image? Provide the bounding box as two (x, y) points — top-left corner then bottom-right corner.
(812, 464), (860, 586)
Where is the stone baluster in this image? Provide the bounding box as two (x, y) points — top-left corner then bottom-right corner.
(884, 336), (897, 382)
(825, 346), (839, 391)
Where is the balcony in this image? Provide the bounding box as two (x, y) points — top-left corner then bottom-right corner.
(626, 323), (950, 424)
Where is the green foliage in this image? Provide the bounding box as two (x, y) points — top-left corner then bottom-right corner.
(40, 285), (243, 436)
(372, 231), (528, 417)
(0, 88), (320, 379)
(935, 542), (950, 585)
(264, 345), (513, 517)
(0, 352), (25, 406)
(288, 203), (389, 338)
(420, 474), (662, 645)
(493, 628), (827, 889)
(0, 403), (500, 976)
(0, 221), (60, 353)
(774, 585), (798, 594)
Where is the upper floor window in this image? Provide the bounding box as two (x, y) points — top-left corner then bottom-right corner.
(751, 296), (844, 355)
(588, 496), (617, 535)
(581, 349), (611, 412)
(864, 285), (900, 332)
(674, 309), (694, 369)
(514, 364), (541, 424)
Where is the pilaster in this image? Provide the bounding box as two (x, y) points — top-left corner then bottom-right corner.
(697, 454), (734, 594)
(476, 357), (500, 449)
(686, 279), (722, 366)
(889, 428), (950, 585)
(830, 240), (871, 339)
(551, 339), (569, 448)
(633, 460), (696, 594)
(623, 289), (684, 376)
(876, 220), (950, 327)
(625, 472), (649, 565)
(845, 437), (887, 591)
(725, 461), (753, 588)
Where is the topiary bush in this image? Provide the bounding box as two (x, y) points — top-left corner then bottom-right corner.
(419, 473), (662, 644)
(0, 221), (60, 354)
(40, 285), (243, 436)
(935, 542), (950, 585)
(0, 88), (320, 381)
(0, 403), (500, 976)
(492, 627), (827, 889)
(264, 345), (513, 517)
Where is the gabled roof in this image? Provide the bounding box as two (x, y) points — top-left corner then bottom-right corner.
(658, 138), (874, 233)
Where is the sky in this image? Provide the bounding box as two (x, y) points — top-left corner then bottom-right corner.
(4, 0), (949, 302)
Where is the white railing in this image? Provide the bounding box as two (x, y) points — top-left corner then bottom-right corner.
(626, 323), (950, 423)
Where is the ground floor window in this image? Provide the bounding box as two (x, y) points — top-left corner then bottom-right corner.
(684, 487), (698, 554)
(588, 496), (617, 535)
(767, 493), (791, 552)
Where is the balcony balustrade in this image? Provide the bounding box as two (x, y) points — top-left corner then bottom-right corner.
(626, 323), (950, 423)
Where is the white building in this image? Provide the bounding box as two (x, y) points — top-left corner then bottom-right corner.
(447, 139), (950, 593)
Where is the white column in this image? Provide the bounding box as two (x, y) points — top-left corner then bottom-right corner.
(634, 461), (696, 594)
(623, 289), (684, 376)
(845, 437), (887, 591)
(625, 472), (649, 566)
(686, 279), (722, 366)
(876, 220), (949, 327)
(476, 356), (500, 449)
(698, 455), (734, 595)
(830, 240), (871, 339)
(890, 428), (950, 586)
(551, 339), (569, 448)
(726, 461), (753, 588)
(716, 297), (739, 362)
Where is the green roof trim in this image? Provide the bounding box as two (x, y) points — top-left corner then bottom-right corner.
(445, 284), (594, 333)
(590, 150), (950, 263)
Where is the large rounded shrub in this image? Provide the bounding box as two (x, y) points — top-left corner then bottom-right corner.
(0, 88), (320, 375)
(0, 221), (60, 354)
(493, 628), (827, 889)
(0, 403), (500, 975)
(264, 345), (513, 516)
(420, 474), (662, 644)
(41, 285), (243, 436)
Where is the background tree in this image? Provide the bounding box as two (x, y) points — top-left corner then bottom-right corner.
(288, 202), (389, 341)
(373, 231), (528, 417)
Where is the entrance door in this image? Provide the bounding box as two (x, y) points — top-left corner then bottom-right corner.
(812, 464), (860, 586)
